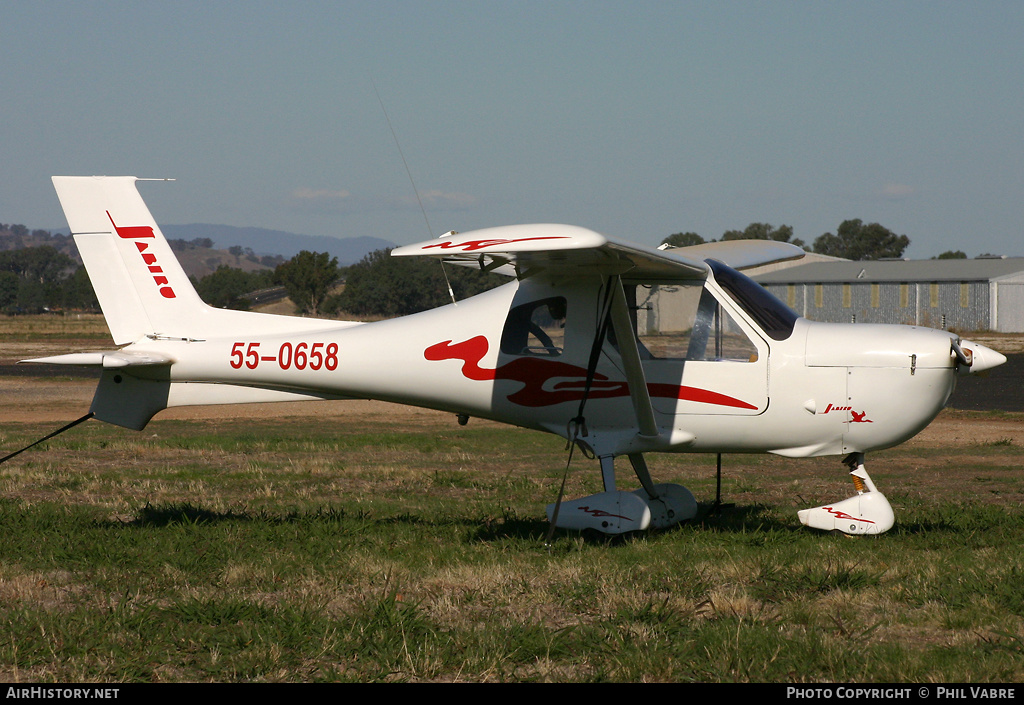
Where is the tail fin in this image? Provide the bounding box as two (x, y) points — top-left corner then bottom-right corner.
(44, 176), (358, 431)
(52, 176), (209, 344)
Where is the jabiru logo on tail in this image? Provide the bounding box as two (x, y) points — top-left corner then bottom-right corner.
(106, 211), (177, 299)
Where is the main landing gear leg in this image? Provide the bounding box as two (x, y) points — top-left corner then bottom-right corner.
(545, 454), (698, 534)
(797, 452), (895, 535)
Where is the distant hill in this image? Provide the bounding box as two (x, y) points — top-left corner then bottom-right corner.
(165, 239), (280, 279)
(0, 226), (79, 260)
(161, 224), (394, 265)
(0, 228), (274, 280)
(6, 221), (394, 280)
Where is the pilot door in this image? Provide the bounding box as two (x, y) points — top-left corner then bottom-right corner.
(612, 280), (769, 418)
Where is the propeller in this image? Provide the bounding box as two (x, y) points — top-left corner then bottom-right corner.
(952, 337), (1007, 374)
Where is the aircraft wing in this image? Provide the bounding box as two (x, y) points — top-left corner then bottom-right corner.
(392, 224), (803, 280)
(662, 239), (806, 271)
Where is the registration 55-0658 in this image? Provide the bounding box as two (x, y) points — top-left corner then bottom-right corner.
(229, 342), (339, 371)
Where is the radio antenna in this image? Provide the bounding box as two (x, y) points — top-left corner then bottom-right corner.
(371, 77), (455, 304)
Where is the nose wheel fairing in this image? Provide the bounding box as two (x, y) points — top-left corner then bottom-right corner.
(798, 453), (895, 535)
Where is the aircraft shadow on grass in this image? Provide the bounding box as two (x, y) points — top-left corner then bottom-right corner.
(126, 500), (793, 545)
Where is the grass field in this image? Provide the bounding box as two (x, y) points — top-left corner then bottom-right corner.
(1, 413), (1023, 682)
(0, 316), (1022, 682)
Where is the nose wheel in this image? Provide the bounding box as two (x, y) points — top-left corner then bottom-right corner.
(798, 453), (895, 535)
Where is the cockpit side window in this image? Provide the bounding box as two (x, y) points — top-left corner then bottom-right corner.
(613, 281), (759, 363)
(500, 297), (567, 357)
(707, 260), (799, 341)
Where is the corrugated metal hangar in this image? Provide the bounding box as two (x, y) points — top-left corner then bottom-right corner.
(752, 257), (1024, 333)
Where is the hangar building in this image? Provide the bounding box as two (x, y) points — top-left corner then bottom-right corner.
(752, 257), (1024, 333)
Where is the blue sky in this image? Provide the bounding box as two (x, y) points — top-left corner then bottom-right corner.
(3, 1), (1022, 258)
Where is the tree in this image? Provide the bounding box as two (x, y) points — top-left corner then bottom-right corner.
(721, 223), (805, 248)
(332, 248), (507, 318)
(660, 232), (705, 248)
(812, 219), (910, 260)
(0, 246), (75, 283)
(274, 251), (340, 316)
(195, 265), (274, 310)
(0, 246), (81, 313)
(0, 271), (19, 310)
(60, 266), (99, 311)
(934, 250), (967, 260)
(16, 279), (47, 312)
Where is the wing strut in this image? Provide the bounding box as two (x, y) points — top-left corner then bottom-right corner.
(609, 277), (658, 439)
(546, 277), (618, 544)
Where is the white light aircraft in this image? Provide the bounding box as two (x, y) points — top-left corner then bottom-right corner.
(24, 176), (1007, 535)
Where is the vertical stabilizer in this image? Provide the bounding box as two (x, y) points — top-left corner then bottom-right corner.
(52, 176), (207, 345)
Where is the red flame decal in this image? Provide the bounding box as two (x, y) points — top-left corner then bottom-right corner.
(823, 507), (875, 524)
(425, 336), (757, 409)
(421, 236), (569, 252)
(577, 506), (633, 521)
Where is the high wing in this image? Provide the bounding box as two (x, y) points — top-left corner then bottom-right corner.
(391, 224), (804, 279)
(660, 239), (807, 271)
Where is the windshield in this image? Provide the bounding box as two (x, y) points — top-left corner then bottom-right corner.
(707, 260), (799, 341)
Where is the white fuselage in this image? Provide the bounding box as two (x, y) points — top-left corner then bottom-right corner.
(118, 269), (968, 461)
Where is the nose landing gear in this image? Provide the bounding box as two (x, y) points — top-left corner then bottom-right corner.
(798, 452), (895, 535)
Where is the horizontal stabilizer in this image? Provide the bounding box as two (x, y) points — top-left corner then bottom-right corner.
(20, 351), (174, 368)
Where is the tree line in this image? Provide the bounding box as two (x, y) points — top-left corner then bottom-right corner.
(0, 246), (96, 313)
(0, 237), (502, 320)
(0, 217), (970, 319)
(173, 248), (507, 319)
(661, 219), (969, 261)
(661, 219), (918, 260)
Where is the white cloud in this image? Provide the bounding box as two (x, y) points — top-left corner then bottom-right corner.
(291, 187), (354, 202)
(879, 183), (916, 199)
(401, 190), (477, 209)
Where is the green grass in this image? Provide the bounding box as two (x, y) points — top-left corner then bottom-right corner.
(0, 413), (1023, 682)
